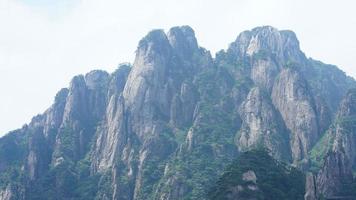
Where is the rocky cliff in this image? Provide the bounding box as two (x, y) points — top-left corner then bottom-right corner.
(306, 89), (356, 199)
(0, 25), (355, 200)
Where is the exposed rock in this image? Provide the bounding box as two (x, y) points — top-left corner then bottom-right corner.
(0, 25), (354, 200)
(209, 149), (305, 200)
(302, 59), (356, 115)
(24, 88), (69, 180)
(250, 58), (279, 93)
(228, 26), (305, 64)
(0, 185), (12, 200)
(316, 151), (353, 197)
(272, 68), (319, 165)
(170, 82), (198, 127)
(305, 172), (317, 200)
(313, 95), (332, 137)
(90, 66), (131, 173)
(223, 170), (260, 200)
(332, 89), (356, 167)
(309, 89), (356, 199)
(242, 170), (257, 184)
(167, 26), (198, 60)
(155, 175), (189, 200)
(237, 87), (290, 160)
(0, 185), (24, 200)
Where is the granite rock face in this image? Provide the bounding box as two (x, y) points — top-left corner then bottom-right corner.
(305, 89), (356, 199)
(0, 25), (355, 200)
(229, 26), (306, 64)
(237, 87), (290, 160)
(304, 173), (317, 200)
(0, 186), (12, 200)
(332, 89), (356, 166)
(271, 68), (319, 165)
(316, 151), (353, 198)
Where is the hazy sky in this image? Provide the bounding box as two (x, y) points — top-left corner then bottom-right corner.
(0, 0), (356, 135)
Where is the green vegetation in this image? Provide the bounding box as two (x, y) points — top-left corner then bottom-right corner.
(27, 157), (102, 200)
(156, 97), (239, 199)
(154, 57), (257, 199)
(309, 115), (356, 172)
(0, 166), (24, 190)
(208, 149), (305, 200)
(304, 59), (356, 113)
(0, 131), (27, 166)
(2, 27), (356, 200)
(252, 49), (270, 60)
(0, 131), (27, 189)
(309, 130), (334, 172)
(336, 116), (356, 130)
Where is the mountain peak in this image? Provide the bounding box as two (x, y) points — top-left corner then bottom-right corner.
(251, 25), (279, 34)
(137, 29), (170, 54)
(1, 25), (355, 200)
(84, 70), (109, 90)
(229, 25), (305, 63)
(167, 25), (198, 59)
(168, 25), (195, 36)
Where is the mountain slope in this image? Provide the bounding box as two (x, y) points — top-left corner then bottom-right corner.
(0, 25), (355, 200)
(208, 149), (305, 200)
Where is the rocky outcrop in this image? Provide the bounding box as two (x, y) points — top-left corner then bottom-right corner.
(306, 89), (356, 199)
(316, 151), (353, 198)
(332, 89), (356, 167)
(53, 70), (109, 165)
(167, 26), (198, 61)
(227, 26), (332, 166)
(0, 186), (12, 200)
(305, 173), (317, 200)
(228, 26), (306, 65)
(90, 65), (131, 173)
(237, 87), (290, 160)
(225, 170), (260, 200)
(302, 59), (356, 115)
(0, 185), (24, 200)
(209, 149), (306, 200)
(91, 26), (212, 199)
(250, 57), (279, 93)
(272, 68), (319, 165)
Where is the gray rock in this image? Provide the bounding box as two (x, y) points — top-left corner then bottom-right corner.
(311, 89), (356, 198)
(305, 173), (317, 200)
(0, 25), (355, 200)
(316, 151), (353, 197)
(271, 68), (319, 165)
(0, 186), (12, 200)
(237, 87), (291, 160)
(242, 170), (257, 184)
(250, 58), (279, 93)
(228, 26), (305, 64)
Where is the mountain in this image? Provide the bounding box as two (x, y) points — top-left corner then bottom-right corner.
(0, 25), (355, 200)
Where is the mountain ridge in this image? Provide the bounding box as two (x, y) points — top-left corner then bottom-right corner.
(0, 25), (355, 200)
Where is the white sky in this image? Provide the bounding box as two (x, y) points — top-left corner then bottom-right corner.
(0, 0), (356, 136)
